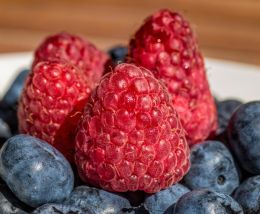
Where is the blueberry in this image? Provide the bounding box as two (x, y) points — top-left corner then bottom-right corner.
(0, 135), (74, 207)
(184, 140), (239, 195)
(217, 99), (242, 135)
(32, 203), (94, 214)
(64, 186), (132, 213)
(0, 178), (33, 212)
(164, 203), (175, 214)
(227, 101), (260, 174)
(174, 189), (243, 214)
(1, 69), (29, 107)
(143, 183), (189, 214)
(233, 175), (260, 214)
(0, 102), (18, 135)
(120, 205), (150, 214)
(0, 191), (28, 214)
(0, 118), (11, 146)
(131, 205), (149, 214)
(0, 69), (29, 134)
(108, 46), (128, 65)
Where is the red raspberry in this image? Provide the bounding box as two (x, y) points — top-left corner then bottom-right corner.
(128, 9), (217, 145)
(18, 61), (91, 162)
(75, 63), (190, 193)
(33, 32), (109, 89)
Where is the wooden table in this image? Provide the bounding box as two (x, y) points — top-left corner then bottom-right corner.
(0, 0), (259, 65)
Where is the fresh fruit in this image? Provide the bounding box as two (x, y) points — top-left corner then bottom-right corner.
(233, 175), (260, 214)
(18, 61), (91, 162)
(0, 191), (28, 214)
(75, 63), (190, 193)
(228, 101), (260, 174)
(144, 183), (190, 214)
(1, 69), (29, 107)
(0, 103), (18, 135)
(128, 9), (217, 145)
(174, 189), (243, 214)
(0, 69), (29, 135)
(0, 70), (29, 134)
(0, 118), (11, 145)
(0, 178), (33, 213)
(33, 32), (108, 89)
(164, 204), (175, 214)
(64, 186), (132, 213)
(108, 45), (128, 66)
(0, 135), (74, 207)
(32, 203), (93, 214)
(217, 99), (242, 134)
(184, 140), (239, 195)
(133, 206), (149, 214)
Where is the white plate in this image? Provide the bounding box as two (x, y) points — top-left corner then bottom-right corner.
(0, 52), (260, 102)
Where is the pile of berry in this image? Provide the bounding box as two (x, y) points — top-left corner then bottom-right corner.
(0, 9), (259, 214)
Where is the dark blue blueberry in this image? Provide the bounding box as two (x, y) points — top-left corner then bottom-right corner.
(164, 203), (175, 214)
(0, 191), (28, 214)
(1, 69), (29, 107)
(120, 205), (149, 214)
(174, 189), (243, 214)
(64, 186), (132, 213)
(108, 46), (128, 65)
(184, 140), (239, 195)
(0, 118), (11, 139)
(32, 203), (94, 214)
(217, 99), (242, 135)
(0, 178), (33, 212)
(144, 183), (189, 214)
(131, 205), (149, 214)
(233, 175), (260, 214)
(227, 101), (260, 174)
(0, 102), (18, 135)
(0, 118), (11, 146)
(0, 69), (29, 134)
(0, 135), (74, 207)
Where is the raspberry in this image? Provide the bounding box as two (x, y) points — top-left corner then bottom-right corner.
(128, 9), (217, 145)
(33, 32), (109, 89)
(75, 63), (190, 193)
(18, 61), (91, 162)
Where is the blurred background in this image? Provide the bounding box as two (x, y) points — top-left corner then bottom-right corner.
(0, 0), (259, 65)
